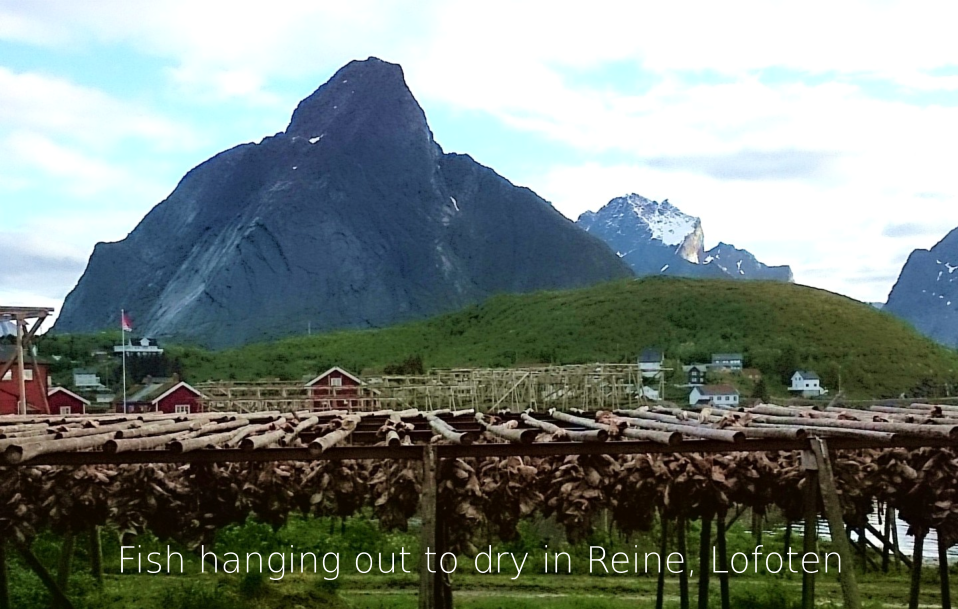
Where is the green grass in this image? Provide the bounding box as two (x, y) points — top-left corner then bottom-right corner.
(41, 277), (958, 398)
(6, 512), (949, 609)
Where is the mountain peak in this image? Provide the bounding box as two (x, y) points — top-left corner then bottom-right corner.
(286, 57), (430, 142)
(53, 58), (631, 347)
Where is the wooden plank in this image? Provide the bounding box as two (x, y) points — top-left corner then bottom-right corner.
(809, 438), (861, 609)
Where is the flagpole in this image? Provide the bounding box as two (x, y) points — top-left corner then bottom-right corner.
(121, 309), (127, 414)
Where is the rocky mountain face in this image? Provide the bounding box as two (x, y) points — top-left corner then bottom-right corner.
(576, 194), (793, 282)
(54, 58), (632, 348)
(885, 227), (958, 348)
(703, 242), (794, 282)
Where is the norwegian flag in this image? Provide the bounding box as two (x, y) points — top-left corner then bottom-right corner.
(121, 310), (133, 333)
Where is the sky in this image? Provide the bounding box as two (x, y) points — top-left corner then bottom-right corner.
(3, 1), (958, 322)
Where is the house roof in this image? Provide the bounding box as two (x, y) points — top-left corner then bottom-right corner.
(794, 370), (820, 380)
(711, 353), (743, 361)
(149, 381), (206, 405)
(48, 386), (91, 405)
(695, 384), (740, 396)
(305, 366), (364, 387)
(127, 382), (168, 402)
(638, 349), (663, 363)
(73, 368), (98, 375)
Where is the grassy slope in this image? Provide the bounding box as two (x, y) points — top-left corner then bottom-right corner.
(170, 277), (958, 399)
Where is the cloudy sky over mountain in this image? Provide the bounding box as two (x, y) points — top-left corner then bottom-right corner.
(3, 0), (958, 317)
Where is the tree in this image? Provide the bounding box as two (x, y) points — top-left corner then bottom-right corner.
(775, 344), (799, 386)
(751, 378), (769, 402)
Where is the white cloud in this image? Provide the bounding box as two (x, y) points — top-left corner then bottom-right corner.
(0, 67), (193, 150)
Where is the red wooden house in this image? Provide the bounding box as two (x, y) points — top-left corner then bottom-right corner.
(116, 380), (206, 414)
(152, 381), (205, 414)
(305, 367), (367, 411)
(48, 387), (89, 415)
(0, 346), (50, 415)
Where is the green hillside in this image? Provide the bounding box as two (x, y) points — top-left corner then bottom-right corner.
(156, 277), (958, 399)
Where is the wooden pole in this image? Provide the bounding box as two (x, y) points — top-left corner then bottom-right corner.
(716, 511), (730, 609)
(89, 526), (103, 586)
(864, 527), (868, 573)
(0, 542), (8, 609)
(56, 529), (75, 601)
(809, 438), (861, 609)
(909, 528), (925, 609)
(752, 510), (763, 547)
(698, 512), (712, 609)
(938, 532), (951, 609)
(437, 508), (452, 609)
(16, 317), (27, 416)
(802, 452), (819, 609)
(783, 521), (793, 576)
(656, 515), (668, 609)
(419, 444), (438, 609)
(882, 504), (892, 573)
(15, 544), (75, 609)
(678, 514), (690, 609)
(892, 508), (903, 573)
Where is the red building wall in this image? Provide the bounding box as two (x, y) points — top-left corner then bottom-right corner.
(48, 391), (86, 415)
(155, 386), (203, 414)
(0, 362), (49, 415)
(309, 370), (362, 411)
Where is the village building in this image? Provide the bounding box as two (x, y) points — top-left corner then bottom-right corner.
(0, 345), (51, 415)
(682, 363), (709, 386)
(637, 349), (665, 379)
(689, 384), (740, 407)
(113, 337), (164, 355)
(48, 387), (89, 415)
(116, 379), (205, 414)
(710, 353), (744, 371)
(305, 367), (370, 410)
(790, 371), (827, 398)
(73, 368), (106, 390)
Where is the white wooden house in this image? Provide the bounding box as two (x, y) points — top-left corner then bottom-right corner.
(789, 371), (827, 398)
(689, 384), (740, 407)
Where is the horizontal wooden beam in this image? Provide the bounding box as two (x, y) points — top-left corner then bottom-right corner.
(10, 435), (957, 466)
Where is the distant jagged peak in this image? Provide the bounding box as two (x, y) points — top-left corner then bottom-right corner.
(577, 192), (793, 282)
(579, 193), (701, 248)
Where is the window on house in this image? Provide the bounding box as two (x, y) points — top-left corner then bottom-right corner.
(174, 404), (190, 414)
(1, 371), (10, 381)
(23, 369), (33, 381)
(330, 377), (343, 387)
(60, 406), (72, 415)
